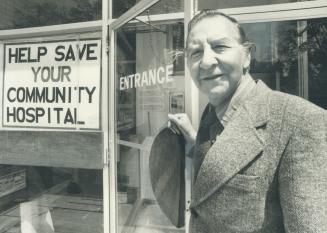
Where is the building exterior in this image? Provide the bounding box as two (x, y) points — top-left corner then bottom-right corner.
(0, 0), (326, 233)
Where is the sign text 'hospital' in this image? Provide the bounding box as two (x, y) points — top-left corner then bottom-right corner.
(3, 40), (101, 129)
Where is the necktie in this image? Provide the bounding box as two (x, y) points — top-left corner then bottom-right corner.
(193, 108), (224, 181)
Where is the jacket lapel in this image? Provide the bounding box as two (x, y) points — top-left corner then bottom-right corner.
(191, 80), (271, 207)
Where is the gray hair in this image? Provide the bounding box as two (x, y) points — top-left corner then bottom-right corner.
(186, 10), (253, 51)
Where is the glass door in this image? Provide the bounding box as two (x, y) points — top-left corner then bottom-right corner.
(110, 0), (186, 232)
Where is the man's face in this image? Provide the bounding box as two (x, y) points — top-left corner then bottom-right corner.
(186, 16), (250, 107)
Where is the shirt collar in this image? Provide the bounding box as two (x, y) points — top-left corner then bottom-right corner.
(215, 75), (256, 127)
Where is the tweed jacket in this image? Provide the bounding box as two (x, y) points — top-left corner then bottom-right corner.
(189, 80), (327, 233)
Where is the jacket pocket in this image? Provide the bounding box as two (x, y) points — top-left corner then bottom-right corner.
(225, 173), (263, 193)
(196, 174), (267, 232)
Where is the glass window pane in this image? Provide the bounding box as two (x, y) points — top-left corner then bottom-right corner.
(0, 165), (103, 233)
(141, 0), (184, 15)
(112, 0), (135, 19)
(0, 0), (101, 30)
(115, 7), (185, 231)
(113, 0), (183, 18)
(198, 0), (319, 11)
(117, 145), (184, 232)
(307, 18), (327, 109)
(116, 21), (185, 143)
(242, 21), (300, 95)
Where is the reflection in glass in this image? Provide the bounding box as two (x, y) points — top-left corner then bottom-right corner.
(307, 18), (327, 109)
(139, 0), (183, 16)
(113, 0), (136, 19)
(243, 21), (300, 95)
(115, 10), (185, 232)
(199, 18), (327, 115)
(198, 0), (317, 11)
(113, 0), (183, 18)
(0, 0), (101, 30)
(0, 165), (103, 233)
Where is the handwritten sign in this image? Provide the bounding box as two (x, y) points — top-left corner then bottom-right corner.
(3, 40), (101, 129)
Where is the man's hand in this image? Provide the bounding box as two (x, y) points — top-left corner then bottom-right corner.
(168, 113), (196, 145)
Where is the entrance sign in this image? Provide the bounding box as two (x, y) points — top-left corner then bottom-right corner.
(3, 39), (101, 129)
(119, 64), (174, 90)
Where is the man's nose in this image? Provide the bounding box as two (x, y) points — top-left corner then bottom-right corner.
(199, 47), (218, 70)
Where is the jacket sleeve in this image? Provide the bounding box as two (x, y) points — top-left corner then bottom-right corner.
(278, 101), (327, 233)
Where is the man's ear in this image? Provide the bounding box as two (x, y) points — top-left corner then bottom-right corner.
(243, 50), (251, 72)
(242, 43), (253, 72)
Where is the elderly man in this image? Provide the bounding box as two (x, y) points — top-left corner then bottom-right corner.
(168, 10), (327, 233)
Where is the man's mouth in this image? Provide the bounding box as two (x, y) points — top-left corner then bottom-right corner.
(201, 74), (223, 81)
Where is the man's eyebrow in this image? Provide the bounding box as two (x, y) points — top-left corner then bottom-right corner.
(207, 37), (235, 43)
(186, 42), (201, 50)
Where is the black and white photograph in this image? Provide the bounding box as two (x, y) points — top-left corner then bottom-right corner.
(0, 0), (326, 233)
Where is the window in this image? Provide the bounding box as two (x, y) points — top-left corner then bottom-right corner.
(113, 0), (183, 18)
(0, 0), (101, 30)
(0, 32), (104, 233)
(198, 0), (319, 11)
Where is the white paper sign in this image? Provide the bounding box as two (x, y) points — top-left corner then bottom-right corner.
(3, 39), (101, 129)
